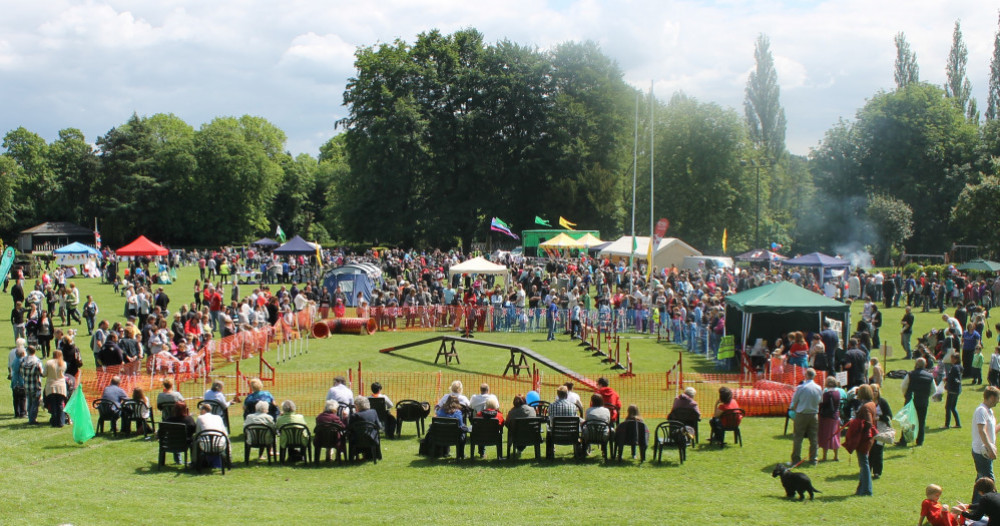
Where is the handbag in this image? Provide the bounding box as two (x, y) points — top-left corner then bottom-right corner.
(874, 421), (895, 445)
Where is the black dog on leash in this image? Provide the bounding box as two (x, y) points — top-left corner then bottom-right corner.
(772, 464), (821, 500)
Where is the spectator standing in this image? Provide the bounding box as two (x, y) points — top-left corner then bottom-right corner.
(899, 358), (935, 447)
(789, 368), (822, 466)
(20, 346), (42, 424)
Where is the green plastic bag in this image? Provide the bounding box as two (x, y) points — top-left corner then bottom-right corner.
(66, 388), (95, 444)
(893, 400), (917, 444)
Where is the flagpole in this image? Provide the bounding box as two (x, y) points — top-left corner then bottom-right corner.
(648, 80), (655, 294)
(629, 91), (639, 295)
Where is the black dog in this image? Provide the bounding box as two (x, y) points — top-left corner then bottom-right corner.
(772, 464), (821, 501)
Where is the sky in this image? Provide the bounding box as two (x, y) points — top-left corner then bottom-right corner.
(0, 0), (996, 157)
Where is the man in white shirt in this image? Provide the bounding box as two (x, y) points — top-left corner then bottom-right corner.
(943, 314), (964, 337)
(326, 376), (355, 407)
(468, 383), (498, 413)
(564, 382), (583, 411)
(972, 386), (1000, 504)
(788, 368), (823, 466)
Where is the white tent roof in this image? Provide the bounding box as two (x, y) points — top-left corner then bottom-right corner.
(598, 236), (702, 269)
(448, 256), (509, 277)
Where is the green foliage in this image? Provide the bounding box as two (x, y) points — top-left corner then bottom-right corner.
(945, 21), (972, 119)
(338, 30), (632, 248)
(989, 14), (1000, 121)
(951, 172), (1000, 254)
(807, 84), (979, 255)
(894, 32), (920, 89)
(866, 193), (914, 263)
(744, 34), (787, 162)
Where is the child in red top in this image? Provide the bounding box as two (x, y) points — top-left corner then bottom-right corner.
(919, 484), (959, 526)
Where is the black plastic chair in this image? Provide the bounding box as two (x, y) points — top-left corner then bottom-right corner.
(581, 420), (611, 460)
(202, 399), (231, 432)
(93, 399), (120, 435)
(427, 417), (466, 459)
(313, 421), (347, 465)
(614, 419), (648, 462)
(546, 416), (582, 460)
(668, 407), (701, 444)
(157, 422), (190, 470)
(277, 423), (312, 464)
(348, 420), (382, 464)
(528, 400), (550, 419)
(468, 417), (504, 460)
(507, 417), (544, 460)
(653, 420), (689, 464)
(396, 399), (430, 438)
(193, 430), (231, 474)
(158, 401), (177, 422)
(120, 399), (155, 437)
(368, 397), (395, 437)
(605, 403), (621, 429)
(714, 408), (745, 447)
(243, 424), (276, 464)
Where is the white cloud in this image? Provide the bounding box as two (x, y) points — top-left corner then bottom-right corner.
(0, 0), (995, 157)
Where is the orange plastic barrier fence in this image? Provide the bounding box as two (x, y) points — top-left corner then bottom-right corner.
(312, 318), (377, 338)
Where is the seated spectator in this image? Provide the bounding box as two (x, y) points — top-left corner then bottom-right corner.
(275, 400), (308, 451)
(316, 399), (344, 427)
(195, 402), (229, 468)
(129, 387), (152, 433)
(468, 383), (498, 413)
(505, 394), (536, 430)
(670, 387), (701, 418)
(325, 375), (354, 408)
(437, 380), (471, 409)
(101, 375), (129, 409)
(585, 393), (611, 441)
(244, 400), (276, 430)
(548, 385), (580, 424)
(564, 382), (583, 412)
(203, 380), (229, 409)
(349, 396), (382, 459)
(476, 398), (505, 426)
(595, 377), (621, 422)
(368, 381), (396, 435)
(709, 386), (742, 444)
(243, 378), (275, 418)
(156, 378), (184, 409)
(160, 401), (195, 464)
(315, 399), (345, 455)
(615, 404), (650, 457)
(436, 395), (469, 429)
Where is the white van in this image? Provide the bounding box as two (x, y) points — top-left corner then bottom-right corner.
(681, 256), (734, 272)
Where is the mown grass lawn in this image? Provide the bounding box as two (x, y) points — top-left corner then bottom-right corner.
(0, 266), (992, 525)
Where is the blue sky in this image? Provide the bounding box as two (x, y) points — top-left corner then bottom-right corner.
(0, 0), (994, 157)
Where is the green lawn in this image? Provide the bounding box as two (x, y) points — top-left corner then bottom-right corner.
(0, 266), (992, 525)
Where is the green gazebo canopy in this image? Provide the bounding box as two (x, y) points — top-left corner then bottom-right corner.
(957, 259), (1000, 273)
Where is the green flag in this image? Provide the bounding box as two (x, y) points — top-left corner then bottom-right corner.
(534, 216), (551, 227)
(66, 387), (95, 444)
(275, 225), (287, 243)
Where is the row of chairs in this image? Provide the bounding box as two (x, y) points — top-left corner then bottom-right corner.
(423, 416), (692, 464)
(157, 424), (233, 474)
(243, 421), (382, 465)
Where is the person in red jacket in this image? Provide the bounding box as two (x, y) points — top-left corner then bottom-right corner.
(206, 285), (224, 334)
(596, 377), (621, 423)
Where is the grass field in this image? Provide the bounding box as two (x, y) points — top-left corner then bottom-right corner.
(1, 265), (993, 525)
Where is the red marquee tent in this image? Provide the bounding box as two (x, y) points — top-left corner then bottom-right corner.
(116, 235), (168, 257)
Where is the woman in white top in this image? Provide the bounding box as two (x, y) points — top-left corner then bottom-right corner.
(436, 380), (470, 409)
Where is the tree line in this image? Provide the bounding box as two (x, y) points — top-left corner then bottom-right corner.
(3, 22), (1000, 260)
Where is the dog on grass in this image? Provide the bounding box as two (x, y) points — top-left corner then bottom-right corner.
(772, 463), (821, 501)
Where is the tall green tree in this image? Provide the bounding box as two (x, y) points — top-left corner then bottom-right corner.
(989, 14), (1000, 121)
(191, 116), (284, 244)
(2, 127), (55, 229)
(744, 34), (787, 162)
(950, 167), (1000, 254)
(866, 193), (914, 263)
(807, 84), (978, 255)
(894, 32), (920, 90)
(651, 93), (753, 251)
(48, 128), (100, 225)
(945, 20), (974, 120)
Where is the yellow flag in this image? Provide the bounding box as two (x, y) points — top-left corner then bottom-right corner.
(722, 228), (728, 253)
(646, 237), (654, 280)
(559, 216), (577, 230)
